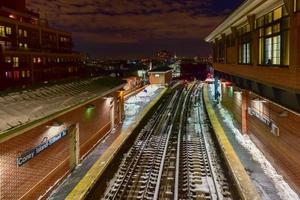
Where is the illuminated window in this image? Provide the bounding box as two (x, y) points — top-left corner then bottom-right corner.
(37, 57), (41, 63)
(0, 26), (5, 36)
(264, 36), (280, 65)
(239, 43), (251, 64)
(257, 6), (289, 66)
(5, 56), (11, 63)
(22, 71), (26, 78)
(273, 7), (282, 21)
(19, 43), (23, 47)
(13, 57), (19, 67)
(238, 24), (251, 64)
(24, 30), (27, 38)
(5, 27), (11, 35)
(19, 29), (22, 36)
(24, 43), (28, 49)
(33, 57), (36, 63)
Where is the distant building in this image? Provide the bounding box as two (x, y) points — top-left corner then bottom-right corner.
(156, 50), (173, 62)
(180, 61), (208, 81)
(0, 0), (83, 90)
(148, 67), (172, 85)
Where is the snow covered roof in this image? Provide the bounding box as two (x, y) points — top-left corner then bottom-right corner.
(0, 77), (125, 134)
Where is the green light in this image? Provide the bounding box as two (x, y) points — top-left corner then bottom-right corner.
(229, 86), (234, 97)
(85, 104), (95, 119)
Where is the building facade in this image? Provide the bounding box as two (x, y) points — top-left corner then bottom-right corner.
(206, 0), (300, 194)
(0, 0), (82, 90)
(148, 67), (172, 85)
(0, 78), (125, 200)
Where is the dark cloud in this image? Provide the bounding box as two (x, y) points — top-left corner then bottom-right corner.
(27, 0), (242, 58)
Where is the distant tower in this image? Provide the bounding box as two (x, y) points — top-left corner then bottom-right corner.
(149, 61), (153, 70)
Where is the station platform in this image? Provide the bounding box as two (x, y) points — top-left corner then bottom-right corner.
(203, 84), (261, 200)
(205, 83), (300, 200)
(49, 86), (167, 200)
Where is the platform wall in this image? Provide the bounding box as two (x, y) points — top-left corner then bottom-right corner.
(0, 91), (123, 200)
(221, 83), (300, 195)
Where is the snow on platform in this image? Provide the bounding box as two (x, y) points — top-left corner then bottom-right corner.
(0, 77), (125, 134)
(123, 85), (163, 128)
(207, 83), (299, 200)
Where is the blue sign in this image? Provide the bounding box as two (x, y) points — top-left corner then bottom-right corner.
(17, 129), (68, 167)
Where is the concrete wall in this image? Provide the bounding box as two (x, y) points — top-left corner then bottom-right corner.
(0, 90), (124, 200)
(221, 83), (300, 194)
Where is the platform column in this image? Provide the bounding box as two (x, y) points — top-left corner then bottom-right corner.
(117, 90), (124, 123)
(70, 123), (80, 171)
(110, 99), (115, 131)
(241, 91), (249, 134)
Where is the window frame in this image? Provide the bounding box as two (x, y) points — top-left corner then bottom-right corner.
(0, 26), (5, 37)
(238, 24), (252, 65)
(256, 6), (290, 67)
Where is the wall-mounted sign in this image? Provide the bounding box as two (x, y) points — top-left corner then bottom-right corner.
(248, 107), (279, 136)
(17, 128), (68, 167)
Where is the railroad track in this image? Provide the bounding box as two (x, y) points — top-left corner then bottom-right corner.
(103, 82), (234, 200)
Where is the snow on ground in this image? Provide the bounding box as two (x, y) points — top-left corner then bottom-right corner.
(123, 84), (163, 128)
(207, 84), (300, 200)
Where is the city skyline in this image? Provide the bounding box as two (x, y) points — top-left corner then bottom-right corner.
(27, 0), (243, 58)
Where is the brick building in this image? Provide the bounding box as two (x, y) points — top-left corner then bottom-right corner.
(148, 67), (172, 85)
(206, 0), (300, 194)
(0, 0), (83, 90)
(0, 77), (125, 199)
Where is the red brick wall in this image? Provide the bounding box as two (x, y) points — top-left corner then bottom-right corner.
(221, 84), (300, 194)
(0, 91), (122, 200)
(221, 84), (242, 125)
(248, 94), (300, 194)
(149, 71), (172, 85)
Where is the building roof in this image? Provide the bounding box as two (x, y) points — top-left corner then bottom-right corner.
(205, 0), (283, 42)
(148, 67), (173, 73)
(0, 77), (125, 134)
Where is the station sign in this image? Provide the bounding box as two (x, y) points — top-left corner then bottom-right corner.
(16, 128), (68, 167)
(248, 107), (279, 136)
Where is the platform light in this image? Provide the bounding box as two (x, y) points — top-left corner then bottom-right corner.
(9, 14), (16, 19)
(86, 104), (96, 110)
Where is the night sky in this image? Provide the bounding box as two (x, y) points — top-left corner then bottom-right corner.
(27, 0), (243, 59)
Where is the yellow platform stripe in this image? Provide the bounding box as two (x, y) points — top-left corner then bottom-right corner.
(203, 84), (261, 200)
(66, 87), (168, 200)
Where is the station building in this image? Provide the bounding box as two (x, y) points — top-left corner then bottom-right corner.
(148, 67), (173, 85)
(0, 0), (83, 90)
(0, 77), (126, 200)
(206, 0), (300, 194)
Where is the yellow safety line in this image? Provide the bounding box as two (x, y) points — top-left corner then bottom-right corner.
(66, 87), (167, 200)
(203, 84), (261, 200)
